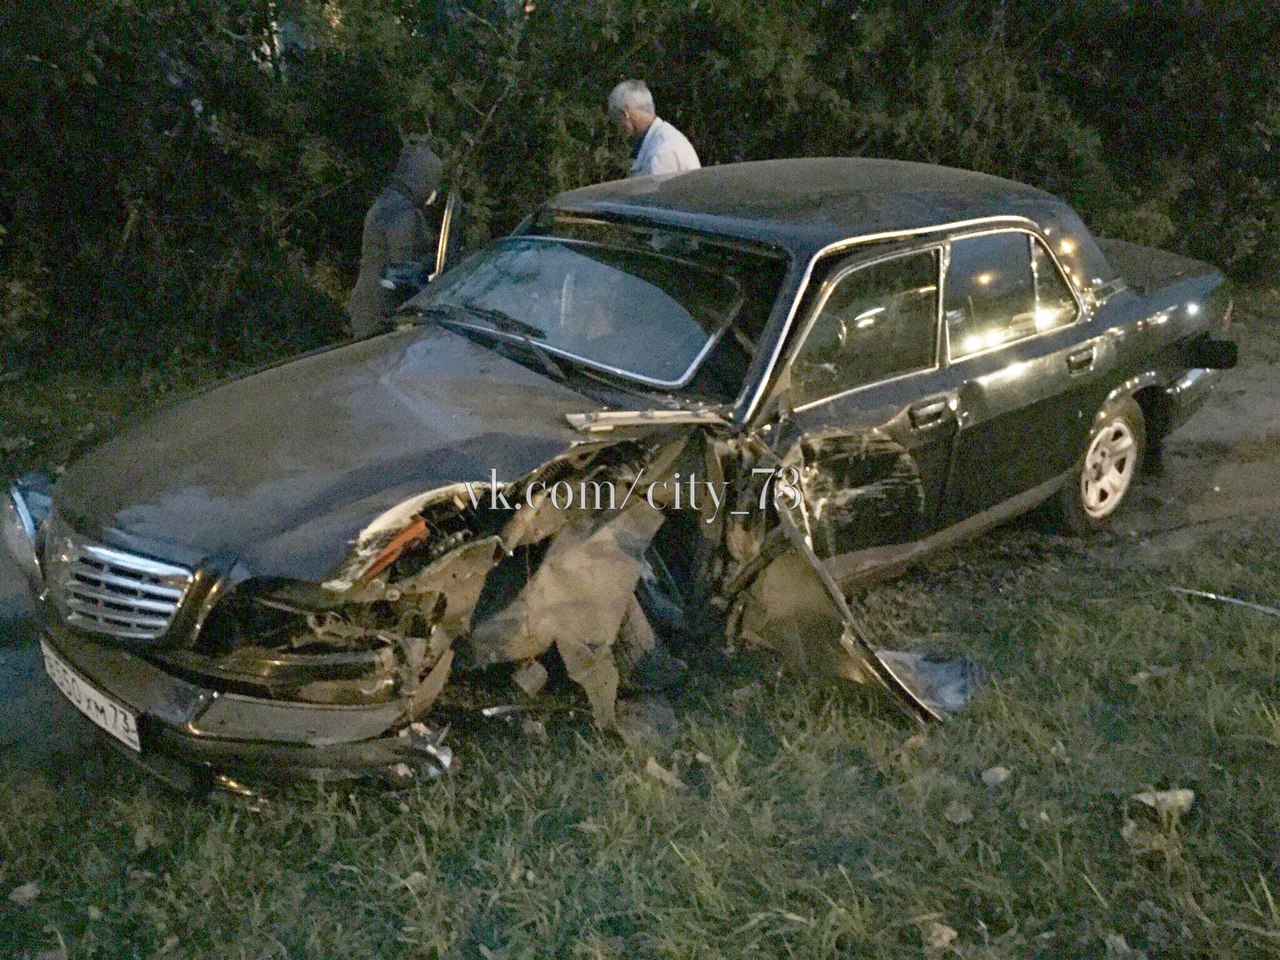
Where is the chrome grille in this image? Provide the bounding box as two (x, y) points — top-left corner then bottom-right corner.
(46, 519), (193, 641)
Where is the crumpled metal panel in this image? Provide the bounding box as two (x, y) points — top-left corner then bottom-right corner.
(472, 504), (667, 726)
(725, 431), (958, 722)
(789, 430), (925, 559)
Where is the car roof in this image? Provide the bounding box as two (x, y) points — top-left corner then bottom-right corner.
(547, 157), (1115, 288)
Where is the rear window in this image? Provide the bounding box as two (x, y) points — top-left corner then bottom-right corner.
(945, 231), (1078, 360)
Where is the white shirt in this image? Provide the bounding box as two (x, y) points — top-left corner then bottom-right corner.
(629, 117), (701, 177)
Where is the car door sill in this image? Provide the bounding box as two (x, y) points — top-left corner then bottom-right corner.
(824, 472), (1069, 587)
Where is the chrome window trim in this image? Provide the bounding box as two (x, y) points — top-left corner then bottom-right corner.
(785, 245), (946, 414)
(531, 213), (790, 260)
(740, 215), (1039, 423)
(521, 234), (752, 280)
(940, 226), (1087, 365)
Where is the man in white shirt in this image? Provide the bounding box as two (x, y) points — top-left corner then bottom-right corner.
(607, 79), (701, 178)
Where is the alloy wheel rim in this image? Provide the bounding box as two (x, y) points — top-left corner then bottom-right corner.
(1080, 420), (1137, 519)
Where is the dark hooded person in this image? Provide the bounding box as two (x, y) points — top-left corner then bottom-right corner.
(345, 136), (444, 338)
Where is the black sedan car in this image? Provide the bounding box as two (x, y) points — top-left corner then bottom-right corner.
(4, 159), (1236, 791)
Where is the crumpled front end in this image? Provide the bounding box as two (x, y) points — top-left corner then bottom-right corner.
(38, 432), (699, 790)
(35, 417), (972, 793)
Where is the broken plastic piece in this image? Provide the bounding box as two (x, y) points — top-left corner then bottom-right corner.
(513, 660), (549, 697)
(396, 722), (454, 777)
(981, 765), (1012, 787)
(359, 516), (429, 584)
(1130, 788), (1194, 817)
(643, 756), (687, 790)
(480, 704), (528, 721)
(875, 651), (982, 715)
(923, 922), (958, 951)
(405, 648), (454, 718)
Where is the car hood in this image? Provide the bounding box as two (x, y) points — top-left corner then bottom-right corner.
(56, 325), (602, 581)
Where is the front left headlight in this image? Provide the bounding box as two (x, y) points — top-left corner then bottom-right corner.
(3, 478), (51, 586)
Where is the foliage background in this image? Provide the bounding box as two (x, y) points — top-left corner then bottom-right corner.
(1, 0), (1276, 374)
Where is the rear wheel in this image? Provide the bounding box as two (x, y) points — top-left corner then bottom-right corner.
(1059, 397), (1146, 534)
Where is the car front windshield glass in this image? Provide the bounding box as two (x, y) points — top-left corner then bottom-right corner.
(408, 234), (749, 387)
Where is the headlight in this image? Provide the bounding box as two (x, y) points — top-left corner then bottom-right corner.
(2, 478), (52, 586)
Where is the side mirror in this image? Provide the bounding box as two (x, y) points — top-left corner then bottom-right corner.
(1188, 337), (1238, 370)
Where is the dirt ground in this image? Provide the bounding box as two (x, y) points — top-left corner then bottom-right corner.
(1, 291), (1276, 773)
(1109, 296), (1280, 553)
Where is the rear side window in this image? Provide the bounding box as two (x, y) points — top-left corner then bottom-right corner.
(945, 231), (1079, 360)
(1031, 238), (1080, 331)
(791, 250), (939, 407)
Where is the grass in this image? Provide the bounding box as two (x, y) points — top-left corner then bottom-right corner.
(4, 518), (1279, 958)
(1, 290), (1278, 959)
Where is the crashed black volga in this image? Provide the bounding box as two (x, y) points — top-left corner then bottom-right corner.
(5, 159), (1236, 790)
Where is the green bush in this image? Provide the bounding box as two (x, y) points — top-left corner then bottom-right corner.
(0, 1), (1274, 377)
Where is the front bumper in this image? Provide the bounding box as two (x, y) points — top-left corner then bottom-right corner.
(41, 625), (453, 793)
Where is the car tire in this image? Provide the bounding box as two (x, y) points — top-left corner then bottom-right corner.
(1059, 396), (1146, 535)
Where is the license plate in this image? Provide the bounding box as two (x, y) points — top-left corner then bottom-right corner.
(41, 639), (141, 752)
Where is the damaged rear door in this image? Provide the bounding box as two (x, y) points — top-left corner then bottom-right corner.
(779, 245), (954, 563)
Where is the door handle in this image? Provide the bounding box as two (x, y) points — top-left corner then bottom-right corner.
(908, 398), (950, 429)
(1067, 347), (1096, 374)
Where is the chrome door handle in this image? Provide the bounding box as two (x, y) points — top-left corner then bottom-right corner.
(1067, 347), (1096, 374)
(909, 398), (949, 428)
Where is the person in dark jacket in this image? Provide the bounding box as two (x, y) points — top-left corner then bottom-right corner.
(346, 136), (443, 338)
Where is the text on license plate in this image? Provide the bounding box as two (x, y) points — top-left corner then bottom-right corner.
(40, 639), (141, 752)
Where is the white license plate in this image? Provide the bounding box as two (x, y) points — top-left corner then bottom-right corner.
(41, 639), (141, 752)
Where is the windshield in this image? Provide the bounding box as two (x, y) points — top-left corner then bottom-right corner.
(407, 223), (780, 388)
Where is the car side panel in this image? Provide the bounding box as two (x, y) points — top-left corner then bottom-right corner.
(940, 325), (1115, 522)
(786, 370), (957, 556)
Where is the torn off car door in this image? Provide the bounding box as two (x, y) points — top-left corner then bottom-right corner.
(725, 445), (947, 721)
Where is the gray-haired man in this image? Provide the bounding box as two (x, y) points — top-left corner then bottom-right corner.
(607, 79), (700, 178)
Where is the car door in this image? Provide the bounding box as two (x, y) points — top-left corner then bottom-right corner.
(777, 245), (957, 560)
(939, 228), (1111, 523)
(427, 189), (462, 279)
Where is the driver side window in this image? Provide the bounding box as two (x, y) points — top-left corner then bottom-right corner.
(790, 250), (940, 407)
